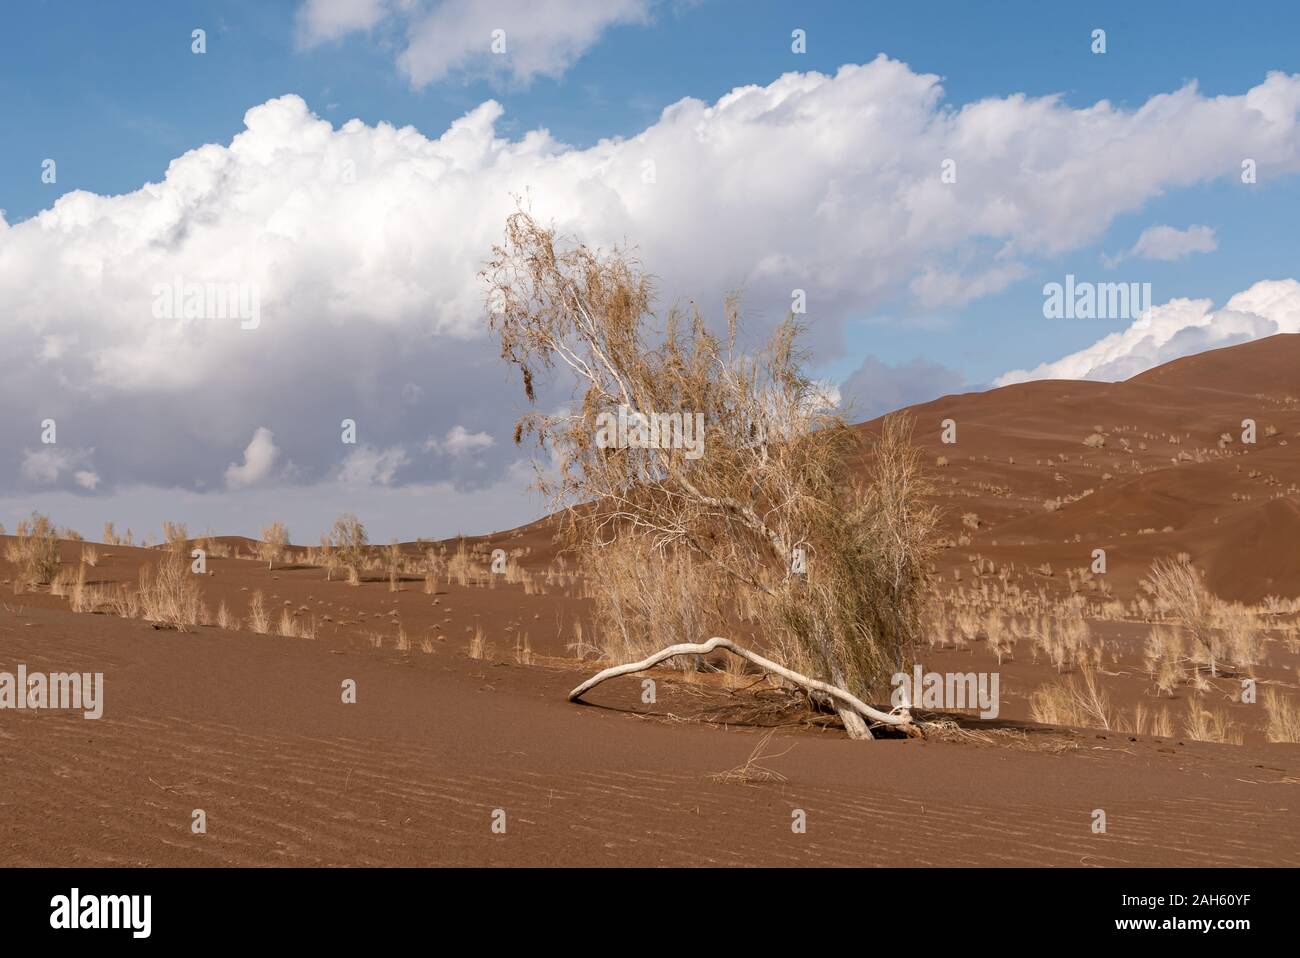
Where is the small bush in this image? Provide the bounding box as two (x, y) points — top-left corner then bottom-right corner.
(5, 512), (61, 586)
(328, 514), (368, 586)
(137, 552), (206, 630)
(259, 521), (290, 570)
(1263, 689), (1300, 743)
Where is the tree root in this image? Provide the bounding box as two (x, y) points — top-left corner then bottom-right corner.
(567, 637), (916, 740)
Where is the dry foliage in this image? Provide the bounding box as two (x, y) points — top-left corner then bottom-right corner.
(469, 624), (487, 660)
(1263, 688), (1300, 743)
(1029, 666), (1113, 730)
(5, 512), (61, 587)
(248, 590), (270, 634)
(485, 210), (936, 732)
(709, 730), (793, 785)
(1181, 697), (1243, 745)
(136, 552), (206, 630)
(162, 520), (189, 554)
(329, 514), (368, 586)
(259, 521), (290, 570)
(1144, 556), (1220, 675)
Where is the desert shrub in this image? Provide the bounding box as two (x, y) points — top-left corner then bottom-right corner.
(484, 210), (936, 731)
(1182, 697), (1243, 745)
(385, 541), (403, 592)
(5, 512), (61, 586)
(328, 514), (368, 585)
(469, 624), (487, 659)
(136, 552), (206, 630)
(162, 520), (189, 553)
(259, 521), (290, 570)
(217, 601), (236, 630)
(447, 542), (474, 586)
(1263, 689), (1300, 743)
(1029, 666), (1112, 729)
(1143, 623), (1187, 695)
(247, 590), (270, 633)
(317, 535), (341, 580)
(1144, 556), (1221, 674)
(423, 548), (445, 593)
(582, 536), (725, 668)
(1024, 610), (1091, 672)
(68, 564), (106, 613)
(1212, 602), (1263, 666)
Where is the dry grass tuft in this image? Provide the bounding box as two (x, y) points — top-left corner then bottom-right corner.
(247, 590), (270, 634)
(469, 624), (487, 660)
(708, 730), (793, 785)
(216, 601), (236, 630)
(162, 520), (189, 554)
(136, 552), (206, 630)
(1263, 688), (1300, 743)
(1029, 666), (1112, 730)
(1181, 696), (1243, 745)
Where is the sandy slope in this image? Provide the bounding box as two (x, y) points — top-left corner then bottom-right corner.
(885, 333), (1300, 603)
(2, 606), (1296, 866)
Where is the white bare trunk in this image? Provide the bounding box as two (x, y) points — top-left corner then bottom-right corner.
(568, 636), (912, 736)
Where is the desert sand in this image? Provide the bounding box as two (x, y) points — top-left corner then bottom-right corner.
(2, 335), (1299, 866)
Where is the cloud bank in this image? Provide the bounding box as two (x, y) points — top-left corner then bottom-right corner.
(4, 59), (1300, 536)
(296, 0), (652, 87)
(996, 279), (1300, 385)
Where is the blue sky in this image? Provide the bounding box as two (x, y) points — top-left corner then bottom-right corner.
(2, 0), (1299, 540)
(5, 0), (1299, 386)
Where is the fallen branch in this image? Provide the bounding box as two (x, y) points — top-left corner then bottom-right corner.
(568, 636), (914, 739)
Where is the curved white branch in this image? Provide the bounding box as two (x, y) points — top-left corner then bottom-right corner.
(567, 637), (912, 732)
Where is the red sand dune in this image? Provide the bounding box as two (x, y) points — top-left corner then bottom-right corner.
(891, 333), (1300, 604)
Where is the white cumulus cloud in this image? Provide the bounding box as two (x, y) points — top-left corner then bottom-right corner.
(4, 61), (1300, 535)
(338, 445), (409, 487)
(297, 0), (652, 87)
(428, 425), (496, 457)
(995, 278), (1300, 384)
(225, 428), (280, 489)
(19, 447), (97, 487)
(296, 0), (389, 46)
(1104, 224), (1218, 266)
(1130, 224), (1218, 261)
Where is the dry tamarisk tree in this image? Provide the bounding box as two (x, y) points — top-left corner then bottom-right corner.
(259, 521), (290, 571)
(483, 211), (936, 739)
(329, 513), (369, 586)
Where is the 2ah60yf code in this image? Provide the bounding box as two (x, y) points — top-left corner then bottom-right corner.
(1123, 895), (1251, 909)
